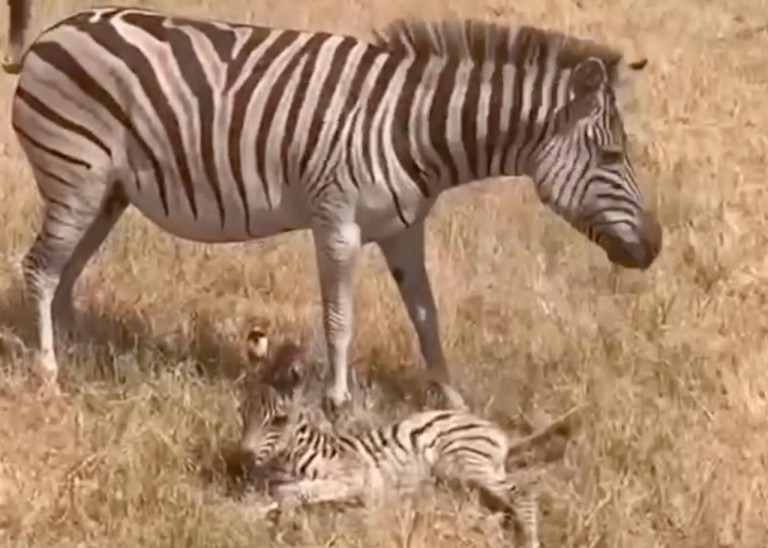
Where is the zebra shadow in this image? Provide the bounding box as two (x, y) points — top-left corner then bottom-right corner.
(0, 277), (424, 404)
(0, 279), (476, 505)
(0, 277), (248, 388)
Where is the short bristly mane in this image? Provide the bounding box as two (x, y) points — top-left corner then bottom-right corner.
(371, 18), (626, 88)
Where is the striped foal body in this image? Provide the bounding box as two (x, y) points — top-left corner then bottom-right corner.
(6, 4), (661, 408)
(240, 383), (547, 548)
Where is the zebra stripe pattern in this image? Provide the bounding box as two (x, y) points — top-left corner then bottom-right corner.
(238, 331), (576, 548)
(240, 380), (558, 548)
(6, 4), (661, 409)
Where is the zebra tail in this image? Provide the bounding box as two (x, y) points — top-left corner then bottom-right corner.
(504, 405), (582, 468)
(3, 0), (31, 74)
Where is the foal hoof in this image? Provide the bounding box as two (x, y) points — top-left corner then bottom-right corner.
(258, 501), (281, 521)
(424, 381), (469, 411)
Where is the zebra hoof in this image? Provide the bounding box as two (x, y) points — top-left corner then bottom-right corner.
(424, 381), (469, 411)
(321, 391), (353, 423)
(1, 59), (22, 74)
(36, 377), (63, 401)
(53, 304), (78, 341)
(35, 353), (62, 396)
(259, 501), (281, 522)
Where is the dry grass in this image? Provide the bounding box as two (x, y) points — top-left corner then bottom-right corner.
(0, 0), (767, 546)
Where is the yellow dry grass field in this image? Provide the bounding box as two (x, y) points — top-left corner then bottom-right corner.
(0, 0), (767, 546)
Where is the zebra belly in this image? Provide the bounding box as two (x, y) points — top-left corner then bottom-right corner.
(122, 176), (309, 244)
(355, 189), (437, 243)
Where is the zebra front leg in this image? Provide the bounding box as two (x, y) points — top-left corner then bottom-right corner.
(377, 221), (467, 411)
(511, 489), (540, 548)
(312, 221), (361, 415)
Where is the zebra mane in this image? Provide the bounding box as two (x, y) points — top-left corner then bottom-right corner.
(371, 18), (626, 88)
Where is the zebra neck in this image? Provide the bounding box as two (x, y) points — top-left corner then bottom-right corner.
(392, 56), (565, 191)
(291, 416), (340, 446)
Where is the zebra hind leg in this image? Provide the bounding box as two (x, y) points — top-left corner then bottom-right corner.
(376, 221), (468, 412)
(50, 189), (128, 340)
(471, 478), (540, 548)
(22, 183), (127, 391)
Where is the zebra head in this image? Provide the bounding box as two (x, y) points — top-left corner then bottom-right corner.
(245, 327), (307, 395)
(239, 381), (294, 464)
(239, 328), (312, 464)
(530, 56), (661, 270)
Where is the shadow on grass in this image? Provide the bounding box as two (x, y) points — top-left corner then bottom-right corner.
(0, 273), (449, 401)
(0, 276), (478, 500)
(0, 277), (249, 388)
(0, 274), (436, 413)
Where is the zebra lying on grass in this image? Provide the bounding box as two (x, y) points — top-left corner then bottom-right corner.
(238, 330), (578, 548)
(5, 2), (660, 413)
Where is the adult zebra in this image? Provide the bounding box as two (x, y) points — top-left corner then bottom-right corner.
(3, 2), (661, 412)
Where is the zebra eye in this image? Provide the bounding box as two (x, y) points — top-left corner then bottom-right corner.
(600, 146), (624, 165)
(271, 415), (289, 428)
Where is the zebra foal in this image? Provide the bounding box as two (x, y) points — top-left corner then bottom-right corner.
(240, 333), (573, 548)
(4, 3), (660, 410)
(239, 332), (576, 548)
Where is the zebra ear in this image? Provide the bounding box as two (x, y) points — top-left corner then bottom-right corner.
(570, 57), (608, 98)
(554, 86), (600, 134)
(246, 328), (270, 368)
(270, 341), (307, 398)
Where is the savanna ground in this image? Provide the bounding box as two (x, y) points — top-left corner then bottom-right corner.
(0, 0), (767, 546)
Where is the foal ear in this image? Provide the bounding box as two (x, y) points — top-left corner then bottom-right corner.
(245, 327), (270, 374)
(270, 341), (307, 397)
(570, 57), (608, 98)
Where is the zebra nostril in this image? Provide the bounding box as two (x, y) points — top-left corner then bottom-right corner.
(594, 207), (662, 270)
(640, 210), (662, 263)
(604, 238), (641, 268)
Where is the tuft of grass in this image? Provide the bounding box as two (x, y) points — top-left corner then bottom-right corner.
(1, 0), (768, 546)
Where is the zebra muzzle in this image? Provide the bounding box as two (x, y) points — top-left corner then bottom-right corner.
(603, 211), (662, 270)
